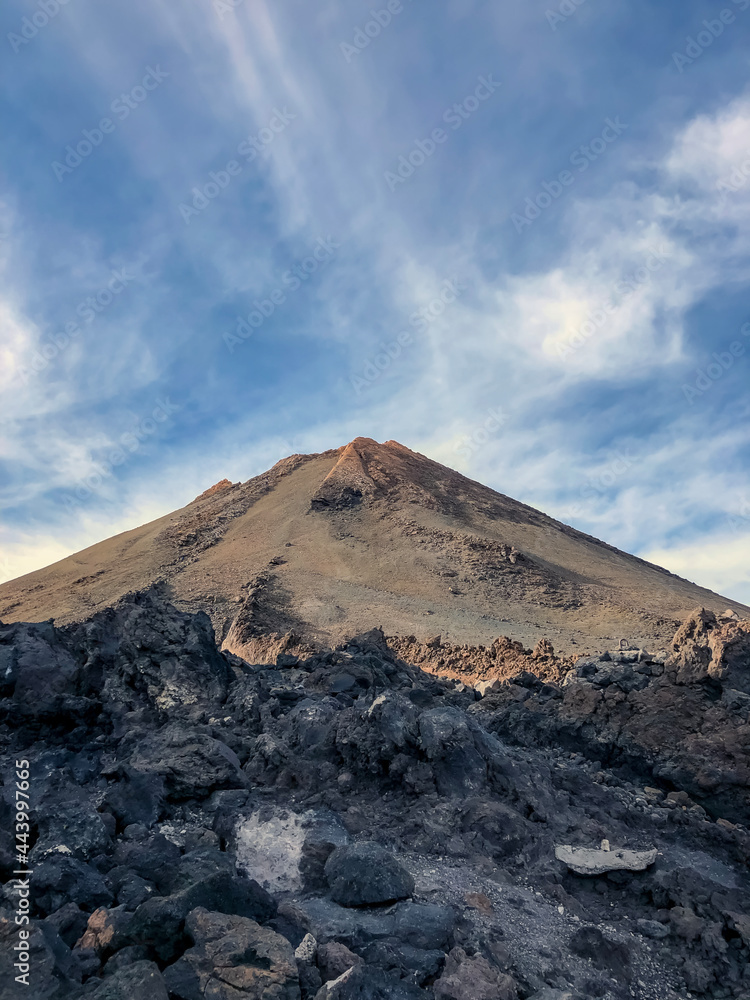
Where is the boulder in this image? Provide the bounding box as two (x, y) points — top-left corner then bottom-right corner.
(101, 766), (165, 828)
(127, 724), (246, 800)
(434, 946), (517, 1000)
(163, 907), (299, 999)
(313, 963), (425, 999)
(667, 608), (750, 692)
(43, 902), (89, 949)
(31, 854), (112, 915)
(555, 844), (657, 876)
(317, 940), (363, 981)
(90, 959), (169, 999)
(73, 588), (234, 712)
(476, 679), (503, 697)
(131, 871), (276, 961)
(294, 931), (317, 963)
(282, 897), (455, 951)
(325, 843), (414, 907)
(76, 905), (134, 956)
(31, 791), (111, 862)
(1, 620), (85, 722)
(111, 833), (181, 892)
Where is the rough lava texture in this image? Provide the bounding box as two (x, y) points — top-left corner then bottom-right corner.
(0, 591), (748, 999)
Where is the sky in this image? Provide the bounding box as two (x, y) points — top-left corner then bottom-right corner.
(1, 0), (750, 605)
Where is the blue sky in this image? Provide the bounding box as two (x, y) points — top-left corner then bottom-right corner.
(2, 0), (750, 604)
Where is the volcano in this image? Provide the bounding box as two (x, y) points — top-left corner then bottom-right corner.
(0, 437), (745, 659)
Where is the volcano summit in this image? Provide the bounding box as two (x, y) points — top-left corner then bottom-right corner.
(0, 438), (745, 661)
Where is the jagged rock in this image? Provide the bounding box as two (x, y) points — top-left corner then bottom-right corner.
(667, 607), (750, 693)
(70, 589), (234, 713)
(313, 963), (425, 999)
(316, 940), (363, 981)
(294, 931), (317, 962)
(90, 959), (169, 999)
(555, 844), (657, 875)
(669, 905), (704, 941)
(325, 843), (414, 907)
(476, 679), (502, 697)
(43, 901), (89, 949)
(130, 870), (276, 961)
(0, 619), (85, 723)
(126, 724), (247, 800)
(163, 907), (299, 999)
(31, 854), (112, 916)
(31, 785), (111, 862)
(103, 944), (151, 974)
(359, 940), (446, 984)
(636, 918), (670, 939)
(417, 707), (491, 796)
(434, 946), (517, 999)
(111, 832), (181, 891)
(76, 905), (134, 956)
(281, 897), (456, 952)
(101, 766), (165, 828)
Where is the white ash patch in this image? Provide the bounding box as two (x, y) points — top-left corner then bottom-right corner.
(235, 808), (308, 892)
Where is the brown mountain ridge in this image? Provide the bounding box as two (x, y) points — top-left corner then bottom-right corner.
(0, 437), (746, 660)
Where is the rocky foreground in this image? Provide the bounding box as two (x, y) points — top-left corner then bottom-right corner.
(0, 592), (749, 999)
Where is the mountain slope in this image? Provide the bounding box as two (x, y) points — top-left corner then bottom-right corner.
(0, 437), (745, 655)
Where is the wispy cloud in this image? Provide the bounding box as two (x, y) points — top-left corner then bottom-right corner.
(1, 0), (749, 605)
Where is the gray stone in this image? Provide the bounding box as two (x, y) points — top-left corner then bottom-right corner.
(636, 918), (670, 939)
(555, 844), (657, 875)
(163, 907), (299, 1000)
(127, 724), (246, 800)
(131, 870), (275, 961)
(282, 896), (455, 951)
(325, 842), (414, 906)
(90, 959), (169, 999)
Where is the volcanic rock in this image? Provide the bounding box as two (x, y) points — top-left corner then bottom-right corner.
(554, 844), (658, 876)
(324, 843), (415, 907)
(163, 907), (299, 1000)
(2, 439), (747, 656)
(0, 592), (749, 999)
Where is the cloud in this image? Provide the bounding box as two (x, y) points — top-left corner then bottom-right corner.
(644, 533), (750, 607)
(1, 0), (750, 611)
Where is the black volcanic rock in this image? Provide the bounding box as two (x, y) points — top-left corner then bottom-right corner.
(163, 907), (298, 1000)
(125, 724), (247, 800)
(89, 960), (169, 999)
(0, 592), (749, 999)
(325, 843), (415, 907)
(130, 870), (275, 962)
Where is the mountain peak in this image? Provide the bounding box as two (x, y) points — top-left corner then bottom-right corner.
(0, 440), (746, 654)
